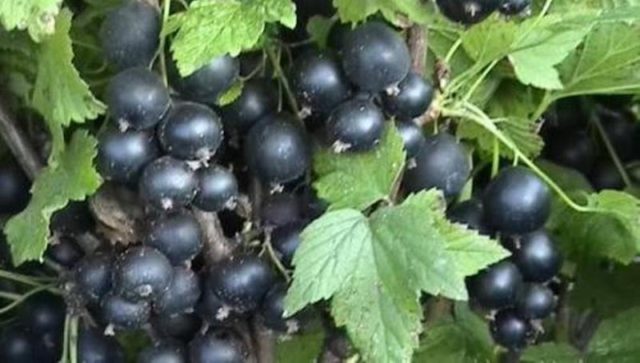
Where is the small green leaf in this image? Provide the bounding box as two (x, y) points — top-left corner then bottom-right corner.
(588, 307), (640, 361)
(313, 125), (406, 211)
(31, 9), (105, 158)
(0, 0), (61, 41)
(306, 16), (334, 48)
(285, 191), (508, 363)
(5, 131), (102, 265)
(169, 0), (296, 76)
(217, 81), (244, 106)
(333, 0), (430, 24)
(521, 343), (580, 363)
(275, 330), (325, 363)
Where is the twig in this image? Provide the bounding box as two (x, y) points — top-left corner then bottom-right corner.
(252, 318), (276, 363)
(265, 45), (301, 120)
(0, 99), (43, 178)
(408, 25), (427, 74)
(192, 209), (234, 264)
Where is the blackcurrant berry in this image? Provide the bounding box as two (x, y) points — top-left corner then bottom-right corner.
(20, 293), (65, 335)
(260, 193), (304, 227)
(173, 55), (239, 105)
(189, 330), (247, 363)
(271, 223), (303, 268)
(0, 327), (40, 363)
(468, 260), (523, 310)
(483, 166), (551, 234)
(326, 98), (385, 152)
(341, 22), (410, 92)
(0, 160), (30, 214)
(51, 201), (94, 236)
(447, 198), (491, 235)
(382, 72), (433, 119)
(97, 128), (160, 184)
(152, 313), (202, 342)
(77, 326), (125, 363)
(155, 267), (202, 316)
(114, 246), (174, 301)
(499, 0), (531, 15)
(74, 251), (113, 304)
(102, 294), (151, 330)
(291, 50), (350, 114)
(100, 1), (160, 70)
(221, 79), (278, 131)
(515, 283), (555, 320)
(194, 166), (238, 212)
(106, 67), (171, 130)
(158, 102), (224, 161)
(197, 288), (244, 326)
(260, 283), (301, 333)
(403, 133), (471, 198)
(145, 212), (203, 265)
(436, 0), (502, 24)
(46, 237), (84, 268)
(543, 130), (595, 175)
(600, 109), (636, 162)
(139, 156), (198, 210)
(207, 255), (275, 313)
(139, 343), (187, 363)
(245, 114), (311, 184)
(511, 230), (562, 283)
(394, 120), (425, 159)
(490, 309), (531, 349)
(589, 159), (624, 191)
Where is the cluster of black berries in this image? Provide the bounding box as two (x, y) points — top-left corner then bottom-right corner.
(448, 166), (562, 351)
(436, 0), (532, 25)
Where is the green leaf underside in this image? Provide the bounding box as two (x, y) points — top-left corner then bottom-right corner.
(333, 0), (430, 24)
(313, 125), (406, 211)
(0, 0), (61, 41)
(306, 15), (333, 48)
(169, 0), (296, 76)
(32, 9), (105, 159)
(217, 80), (244, 106)
(588, 307), (640, 361)
(285, 191), (508, 363)
(275, 330), (324, 363)
(5, 131), (102, 265)
(521, 343), (581, 363)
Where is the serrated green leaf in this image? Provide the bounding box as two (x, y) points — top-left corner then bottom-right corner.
(0, 0), (61, 41)
(588, 307), (640, 362)
(306, 16), (333, 48)
(31, 9), (105, 158)
(217, 81), (243, 106)
(169, 0), (296, 76)
(521, 343), (580, 363)
(285, 191), (508, 363)
(461, 18), (517, 65)
(333, 0), (430, 24)
(414, 304), (494, 363)
(313, 126), (405, 211)
(5, 131), (102, 265)
(275, 330), (324, 363)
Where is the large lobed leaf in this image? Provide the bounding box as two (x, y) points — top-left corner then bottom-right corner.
(0, 0), (62, 41)
(169, 0), (296, 76)
(5, 131), (102, 265)
(285, 191), (508, 363)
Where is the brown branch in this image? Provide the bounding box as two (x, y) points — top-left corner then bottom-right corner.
(192, 209), (235, 264)
(408, 24), (427, 74)
(89, 184), (145, 246)
(252, 318), (276, 363)
(0, 99), (43, 179)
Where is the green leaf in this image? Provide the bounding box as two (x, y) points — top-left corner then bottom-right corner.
(0, 0), (61, 41)
(285, 191), (508, 363)
(414, 304), (495, 363)
(5, 131), (102, 265)
(169, 0), (296, 76)
(588, 307), (640, 362)
(275, 330), (324, 363)
(306, 16), (333, 48)
(333, 0), (430, 24)
(521, 343), (580, 363)
(217, 80), (243, 106)
(31, 9), (105, 158)
(461, 18), (517, 65)
(313, 125), (405, 211)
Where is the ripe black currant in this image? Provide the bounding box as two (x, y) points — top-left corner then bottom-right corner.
(499, 0), (531, 15)
(326, 98), (385, 152)
(483, 166), (551, 234)
(77, 326), (125, 363)
(158, 102), (224, 161)
(197, 288), (244, 327)
(490, 309), (531, 349)
(403, 133), (471, 198)
(189, 330), (247, 363)
(394, 120), (425, 159)
(207, 255), (275, 313)
(260, 283), (301, 333)
(152, 313), (202, 342)
(245, 114), (311, 184)
(447, 198), (491, 235)
(543, 130), (595, 175)
(194, 166), (239, 212)
(271, 222), (303, 268)
(139, 156), (198, 210)
(260, 193), (304, 227)
(97, 128), (160, 185)
(511, 230), (562, 283)
(515, 283), (555, 320)
(74, 251), (114, 304)
(155, 267), (202, 316)
(0, 160), (30, 215)
(382, 72), (433, 119)
(113, 246), (174, 301)
(20, 293), (65, 335)
(101, 294), (151, 330)
(100, 1), (160, 70)
(106, 67), (171, 130)
(221, 79), (278, 131)
(173, 55), (239, 105)
(291, 50), (350, 115)
(145, 212), (203, 265)
(139, 344), (187, 363)
(600, 109), (637, 162)
(341, 21), (410, 92)
(0, 327), (40, 363)
(46, 237), (84, 268)
(468, 260), (523, 310)
(436, 0), (502, 24)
